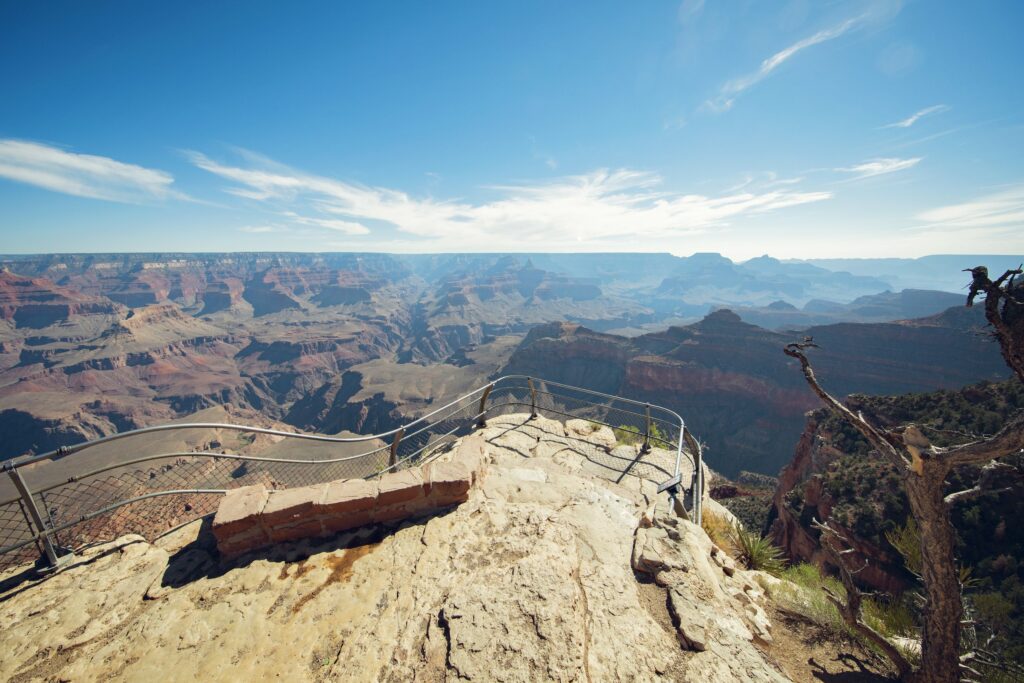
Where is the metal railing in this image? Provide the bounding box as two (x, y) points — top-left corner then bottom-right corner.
(0, 375), (701, 573)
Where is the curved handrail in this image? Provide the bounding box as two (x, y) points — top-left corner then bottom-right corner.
(0, 374), (701, 569)
(7, 382), (494, 468)
(5, 375), (687, 469)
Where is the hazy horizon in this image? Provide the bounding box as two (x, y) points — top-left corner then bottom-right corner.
(1, 250), (1022, 262)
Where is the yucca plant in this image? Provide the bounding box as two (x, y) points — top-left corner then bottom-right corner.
(728, 522), (787, 574)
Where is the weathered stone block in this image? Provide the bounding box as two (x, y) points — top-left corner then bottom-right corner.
(425, 461), (472, 503)
(374, 503), (416, 523)
(211, 484), (268, 541)
(268, 516), (325, 543)
(376, 469), (425, 506)
(219, 525), (270, 557)
(670, 589), (708, 651)
(320, 478), (378, 515)
(260, 485), (324, 528)
(321, 510), (374, 534)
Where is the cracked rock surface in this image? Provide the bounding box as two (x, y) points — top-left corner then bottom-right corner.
(0, 413), (790, 682)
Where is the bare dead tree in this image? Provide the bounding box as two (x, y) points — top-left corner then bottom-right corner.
(965, 265), (1024, 382)
(812, 518), (914, 680)
(783, 342), (1024, 683)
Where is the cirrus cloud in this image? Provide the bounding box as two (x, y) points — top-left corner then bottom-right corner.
(0, 139), (184, 203)
(703, 14), (866, 113)
(836, 156), (921, 180)
(915, 184), (1024, 234)
(883, 104), (950, 129)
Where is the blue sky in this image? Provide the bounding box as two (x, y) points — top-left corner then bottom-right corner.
(1, 0), (1022, 259)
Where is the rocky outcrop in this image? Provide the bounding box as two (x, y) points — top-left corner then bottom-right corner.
(0, 414), (795, 682)
(766, 410), (915, 594)
(241, 270), (304, 316)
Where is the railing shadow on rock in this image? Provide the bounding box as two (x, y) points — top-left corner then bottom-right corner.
(0, 375), (701, 573)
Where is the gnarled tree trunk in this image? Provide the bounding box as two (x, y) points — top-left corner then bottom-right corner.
(906, 465), (960, 683)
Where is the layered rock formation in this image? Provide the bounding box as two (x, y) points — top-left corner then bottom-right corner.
(0, 269), (122, 328)
(728, 288), (966, 330)
(502, 306), (1011, 477)
(766, 411), (910, 594)
(0, 255), (658, 458)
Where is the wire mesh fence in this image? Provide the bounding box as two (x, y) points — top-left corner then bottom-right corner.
(0, 375), (693, 573)
(485, 378), (686, 488)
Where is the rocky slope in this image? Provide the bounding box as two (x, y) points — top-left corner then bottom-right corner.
(0, 414), (890, 682)
(0, 269), (122, 328)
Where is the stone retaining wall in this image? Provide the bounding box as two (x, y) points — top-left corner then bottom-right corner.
(212, 438), (486, 558)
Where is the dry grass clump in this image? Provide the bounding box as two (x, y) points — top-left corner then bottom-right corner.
(701, 509), (786, 574)
(700, 508), (733, 550)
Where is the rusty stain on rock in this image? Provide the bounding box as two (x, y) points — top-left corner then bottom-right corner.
(290, 542), (379, 615)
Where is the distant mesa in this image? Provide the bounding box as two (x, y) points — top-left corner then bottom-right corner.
(0, 270), (121, 329)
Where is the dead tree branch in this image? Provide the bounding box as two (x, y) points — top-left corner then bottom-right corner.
(813, 519), (914, 680)
(944, 461), (1018, 506)
(938, 412), (1024, 468)
(965, 265), (1024, 383)
(783, 343), (908, 469)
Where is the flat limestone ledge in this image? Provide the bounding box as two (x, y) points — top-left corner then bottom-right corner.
(212, 440), (484, 558)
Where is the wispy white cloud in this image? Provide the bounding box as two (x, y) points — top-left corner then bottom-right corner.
(915, 184), (1024, 233)
(0, 139), (184, 202)
(883, 104), (950, 128)
(703, 14), (866, 112)
(238, 225), (281, 234)
(191, 149), (833, 250)
(278, 211), (370, 235)
(836, 156), (921, 179)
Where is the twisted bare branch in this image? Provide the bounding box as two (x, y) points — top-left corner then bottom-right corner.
(813, 519), (914, 679)
(784, 343), (908, 470)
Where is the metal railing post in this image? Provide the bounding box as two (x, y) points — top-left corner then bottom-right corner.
(528, 378), (538, 419)
(476, 383), (494, 428)
(389, 427), (405, 468)
(640, 404), (652, 454)
(683, 428), (703, 526)
(5, 464), (63, 567)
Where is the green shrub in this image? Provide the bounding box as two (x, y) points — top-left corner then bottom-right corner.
(862, 594), (917, 640)
(613, 422), (667, 447)
(773, 563), (851, 636)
